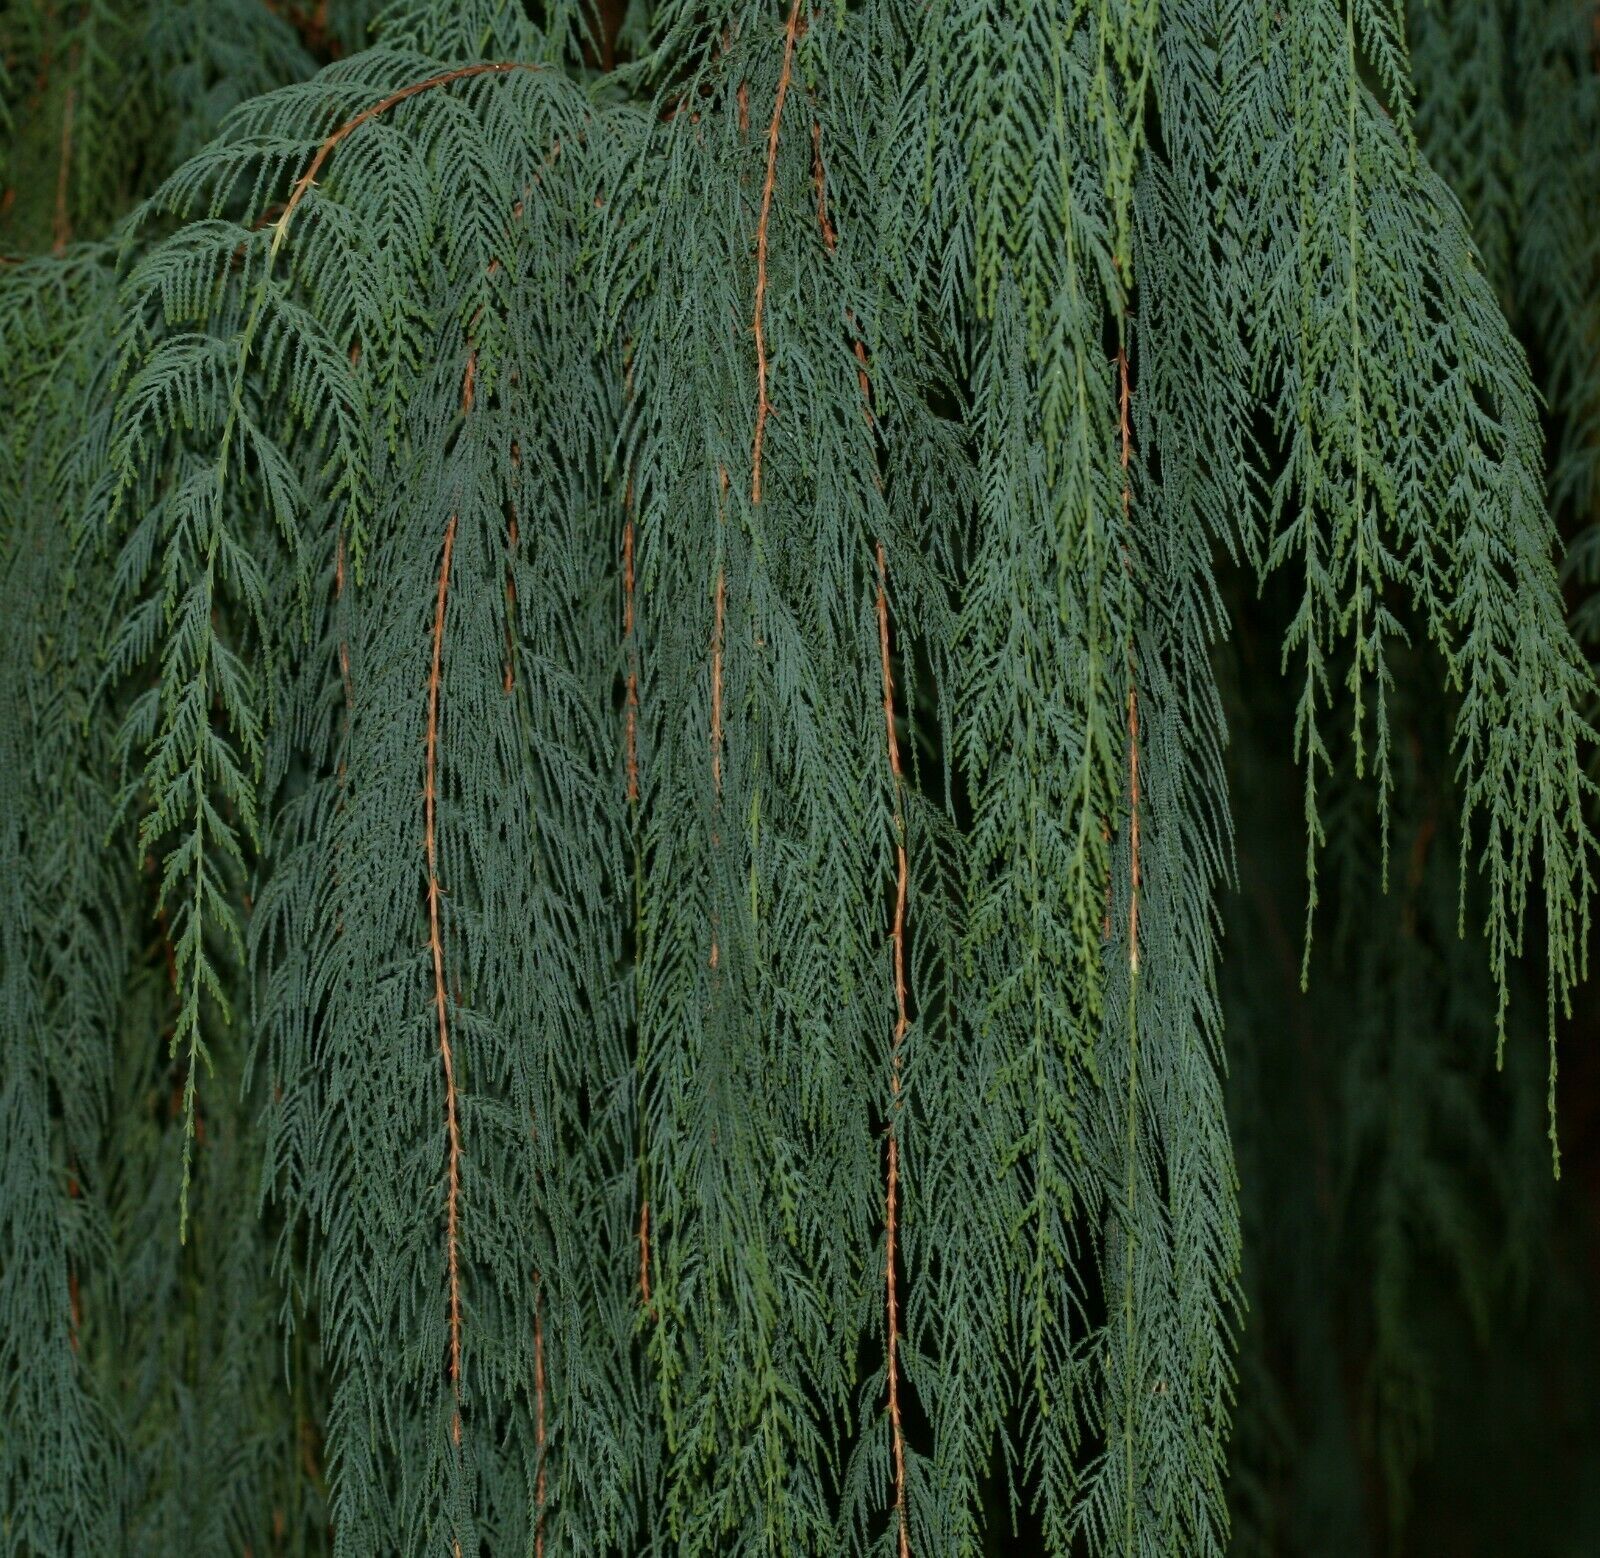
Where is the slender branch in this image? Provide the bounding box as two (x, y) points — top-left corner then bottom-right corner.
(1118, 348), (1140, 968)
(875, 542), (911, 1558)
(1126, 682), (1140, 963)
(637, 1197), (651, 1309)
(709, 538), (726, 972)
(1117, 343), (1141, 1557)
(335, 533), (353, 721)
(534, 1282), (546, 1558)
(151, 79), (533, 1239)
(65, 1170), (81, 1354)
(810, 116), (873, 424)
(272, 64), (540, 258)
(427, 488), (463, 1451)
(810, 120), (837, 251)
(334, 529), (353, 945)
(750, 0), (804, 504)
(66, 1264), (80, 1352)
(816, 120), (902, 1545)
(621, 366), (649, 1311)
(623, 501), (639, 804)
(711, 559), (726, 800)
(626, 482), (649, 1311)
(505, 439), (521, 692)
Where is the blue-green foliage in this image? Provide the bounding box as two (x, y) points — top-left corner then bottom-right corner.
(0, 1), (1593, 1554)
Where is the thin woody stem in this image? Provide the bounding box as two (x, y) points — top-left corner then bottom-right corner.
(427, 347), (477, 1463)
(1118, 347), (1140, 966)
(709, 540), (726, 973)
(818, 111), (900, 1550)
(811, 120), (837, 250)
(272, 64), (539, 256)
(505, 441), (521, 693)
(638, 1198), (651, 1310)
(534, 1283), (546, 1558)
(335, 533), (353, 722)
(625, 483), (650, 1310)
(426, 509), (463, 1448)
(751, 0), (804, 504)
(66, 1171), (81, 1354)
(623, 503), (639, 805)
(1116, 342), (1142, 1558)
(711, 560), (726, 800)
(810, 116), (873, 423)
(875, 542), (911, 1558)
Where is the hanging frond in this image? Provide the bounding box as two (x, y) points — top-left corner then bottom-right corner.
(1, 2), (1593, 1553)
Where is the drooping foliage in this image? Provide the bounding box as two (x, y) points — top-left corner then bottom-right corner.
(1220, 5), (1600, 1547)
(1, 1), (1595, 1554)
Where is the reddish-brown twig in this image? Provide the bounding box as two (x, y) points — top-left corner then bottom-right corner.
(875, 542), (911, 1558)
(272, 64), (539, 257)
(750, 0), (805, 504)
(505, 440), (522, 693)
(623, 502), (639, 803)
(1117, 348), (1140, 967)
(815, 111), (902, 1549)
(708, 546), (726, 972)
(622, 411), (647, 1306)
(66, 1172), (81, 1354)
(427, 501), (462, 1448)
(710, 559), (727, 799)
(632, 495), (646, 1292)
(809, 118), (873, 424)
(335, 532), (354, 724)
(1116, 342), (1143, 1554)
(534, 1283), (547, 1558)
(1126, 683), (1141, 963)
(811, 120), (837, 251)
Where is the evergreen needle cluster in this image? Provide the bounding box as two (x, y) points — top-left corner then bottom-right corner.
(1, 1), (1594, 1553)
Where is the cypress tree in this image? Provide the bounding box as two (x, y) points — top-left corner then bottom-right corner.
(1, 1), (1594, 1553)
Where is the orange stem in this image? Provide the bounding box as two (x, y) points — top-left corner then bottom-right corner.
(811, 120), (838, 252)
(708, 551), (726, 972)
(750, 0), (804, 505)
(534, 1284), (546, 1557)
(623, 505), (639, 803)
(810, 117), (873, 425)
(711, 562), (726, 798)
(505, 441), (521, 692)
(1127, 686), (1140, 964)
(623, 451), (649, 1309)
(427, 504), (463, 1447)
(814, 127), (901, 1547)
(1117, 348), (1140, 966)
(875, 542), (911, 1558)
(273, 64), (539, 253)
(628, 489), (648, 1308)
(335, 533), (353, 720)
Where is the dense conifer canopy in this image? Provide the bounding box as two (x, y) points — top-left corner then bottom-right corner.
(2, 1), (1596, 1552)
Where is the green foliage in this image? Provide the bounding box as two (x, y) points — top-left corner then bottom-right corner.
(1, 1), (1595, 1553)
(1224, 6), (1600, 1547)
(1411, 0), (1600, 540)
